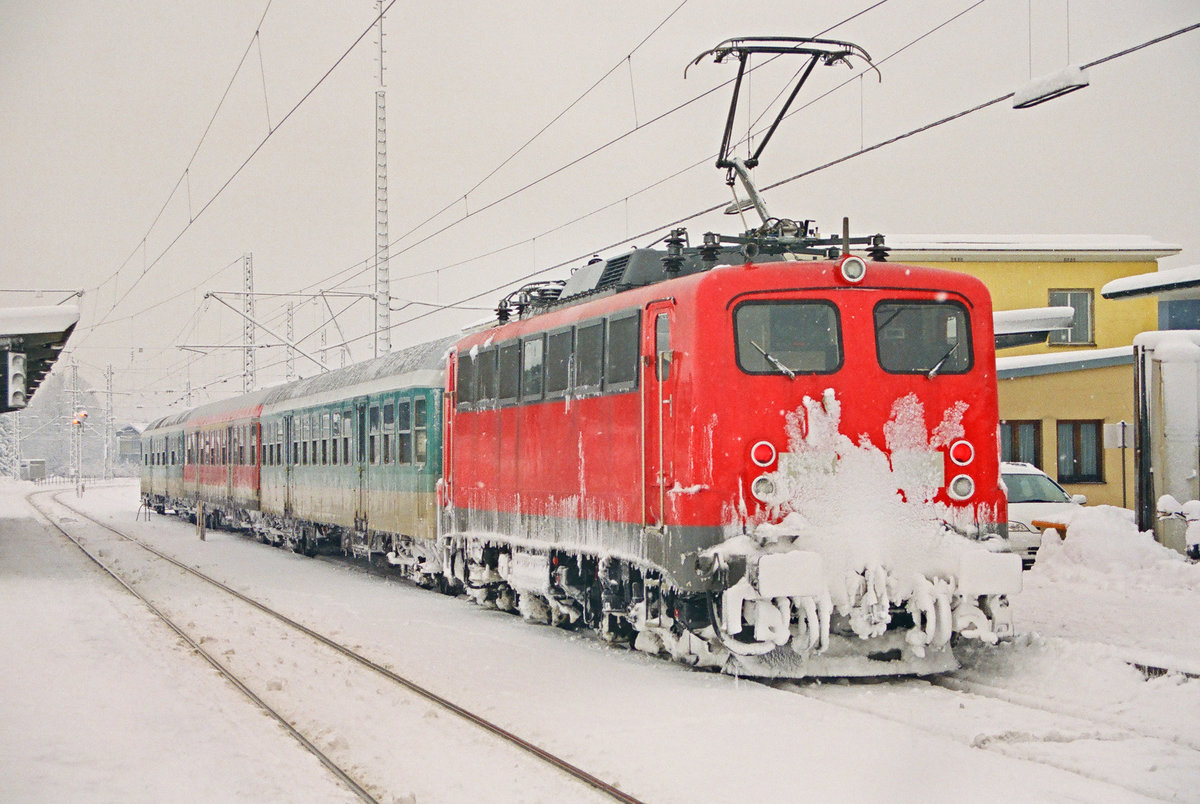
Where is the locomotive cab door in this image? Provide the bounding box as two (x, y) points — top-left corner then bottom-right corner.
(643, 301), (677, 529)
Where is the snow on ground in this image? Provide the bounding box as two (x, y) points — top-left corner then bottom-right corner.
(0, 480), (355, 803)
(5, 480), (1200, 802)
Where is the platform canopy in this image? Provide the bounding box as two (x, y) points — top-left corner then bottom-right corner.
(0, 305), (80, 413)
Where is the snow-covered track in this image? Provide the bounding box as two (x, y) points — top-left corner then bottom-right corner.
(775, 676), (1200, 801)
(27, 491), (378, 804)
(34, 491), (643, 804)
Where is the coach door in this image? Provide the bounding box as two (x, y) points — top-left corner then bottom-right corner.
(283, 415), (294, 516)
(643, 301), (677, 529)
(225, 424), (234, 502)
(355, 397), (369, 527)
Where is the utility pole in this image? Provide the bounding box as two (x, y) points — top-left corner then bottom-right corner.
(242, 253), (256, 392)
(374, 0), (391, 357)
(104, 363), (114, 480)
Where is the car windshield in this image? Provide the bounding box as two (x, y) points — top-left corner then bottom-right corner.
(1003, 472), (1072, 503)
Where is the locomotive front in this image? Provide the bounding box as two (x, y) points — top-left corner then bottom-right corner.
(664, 257), (1022, 676)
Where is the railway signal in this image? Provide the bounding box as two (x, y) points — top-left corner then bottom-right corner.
(3, 351), (27, 409)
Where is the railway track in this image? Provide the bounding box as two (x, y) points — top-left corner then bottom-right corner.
(31, 489), (642, 804)
(774, 669), (1200, 802)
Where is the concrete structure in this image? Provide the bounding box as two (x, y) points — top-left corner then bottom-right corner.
(891, 235), (1178, 507)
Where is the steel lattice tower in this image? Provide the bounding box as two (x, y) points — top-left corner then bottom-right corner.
(374, 2), (390, 357)
(242, 253), (256, 392)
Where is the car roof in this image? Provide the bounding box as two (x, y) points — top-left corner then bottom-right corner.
(1000, 461), (1048, 475)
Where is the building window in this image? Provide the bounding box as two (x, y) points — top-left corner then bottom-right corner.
(1057, 420), (1103, 483)
(1049, 289), (1094, 345)
(1001, 420), (1042, 468)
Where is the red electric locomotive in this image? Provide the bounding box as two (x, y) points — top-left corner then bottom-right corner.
(438, 37), (1021, 677)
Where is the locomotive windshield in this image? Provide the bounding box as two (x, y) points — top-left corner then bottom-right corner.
(734, 301), (842, 375)
(874, 301), (972, 376)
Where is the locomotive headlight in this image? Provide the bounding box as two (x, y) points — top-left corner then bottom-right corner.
(751, 474), (778, 502)
(948, 439), (975, 466)
(839, 256), (867, 284)
(750, 440), (777, 468)
(948, 474), (975, 500)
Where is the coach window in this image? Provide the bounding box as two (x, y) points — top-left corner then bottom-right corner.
(382, 401), (394, 464)
(575, 321), (604, 395)
(322, 413), (330, 465)
(477, 348), (499, 408)
(330, 414), (339, 465)
(397, 398), (413, 464)
(221, 431), (228, 465)
(498, 342), (520, 405)
(456, 352), (476, 410)
(414, 396), (429, 464)
(302, 418), (310, 465)
(874, 300), (972, 376)
(368, 405), (380, 464)
(521, 335), (545, 402)
(343, 410), (352, 464)
(735, 301), (842, 376)
(545, 328), (572, 399)
(312, 415), (321, 465)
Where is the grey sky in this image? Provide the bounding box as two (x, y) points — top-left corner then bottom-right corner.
(2, 0), (1197, 419)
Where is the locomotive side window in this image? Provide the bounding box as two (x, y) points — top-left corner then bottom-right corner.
(655, 314), (671, 381)
(545, 328), (572, 399)
(521, 336), (545, 402)
(398, 399), (413, 464)
(734, 301), (842, 376)
(605, 313), (639, 392)
(477, 348), (499, 408)
(457, 351), (476, 410)
(575, 321), (604, 395)
(874, 301), (972, 376)
(498, 342), (520, 405)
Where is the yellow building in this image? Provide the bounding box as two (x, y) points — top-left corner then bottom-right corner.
(888, 235), (1180, 507)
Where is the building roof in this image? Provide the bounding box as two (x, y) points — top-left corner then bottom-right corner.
(886, 234), (1180, 263)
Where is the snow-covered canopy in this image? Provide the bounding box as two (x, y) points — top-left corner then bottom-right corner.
(0, 304), (80, 412)
(1102, 263), (1200, 300)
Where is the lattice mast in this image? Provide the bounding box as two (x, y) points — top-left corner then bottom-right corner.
(373, 1), (391, 357)
(242, 253), (256, 392)
(104, 363), (114, 480)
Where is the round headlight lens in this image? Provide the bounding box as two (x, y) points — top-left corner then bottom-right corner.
(750, 440), (777, 468)
(751, 475), (777, 502)
(948, 474), (975, 500)
(840, 256), (867, 284)
(949, 439), (975, 466)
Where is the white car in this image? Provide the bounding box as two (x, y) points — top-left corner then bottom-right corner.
(1001, 461), (1086, 567)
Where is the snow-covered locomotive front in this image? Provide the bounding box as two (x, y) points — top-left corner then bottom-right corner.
(443, 250), (1022, 677)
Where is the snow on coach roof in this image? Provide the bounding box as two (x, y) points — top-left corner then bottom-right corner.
(144, 336), (456, 433)
(886, 234), (1180, 263)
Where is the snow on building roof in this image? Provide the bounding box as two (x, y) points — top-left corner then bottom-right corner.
(996, 346), (1134, 379)
(0, 305), (80, 338)
(886, 235), (1180, 263)
(1103, 264), (1200, 299)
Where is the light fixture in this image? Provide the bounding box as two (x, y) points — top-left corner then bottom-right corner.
(1013, 65), (1089, 109)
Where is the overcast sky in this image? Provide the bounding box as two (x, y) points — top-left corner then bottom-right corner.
(2, 0), (1197, 419)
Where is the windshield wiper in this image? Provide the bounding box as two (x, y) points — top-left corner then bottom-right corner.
(926, 342), (960, 379)
(750, 340), (795, 379)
